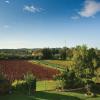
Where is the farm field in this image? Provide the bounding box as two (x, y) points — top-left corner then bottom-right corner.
(31, 60), (100, 82)
(30, 60), (75, 71)
(0, 60), (60, 81)
(1, 60), (99, 82)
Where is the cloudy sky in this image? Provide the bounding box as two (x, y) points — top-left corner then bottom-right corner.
(0, 0), (100, 49)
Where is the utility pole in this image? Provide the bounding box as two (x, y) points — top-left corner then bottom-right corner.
(64, 40), (67, 60)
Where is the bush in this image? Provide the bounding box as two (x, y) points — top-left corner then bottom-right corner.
(12, 80), (27, 92)
(91, 82), (100, 93)
(24, 73), (36, 95)
(54, 70), (85, 90)
(0, 74), (11, 94)
(63, 71), (84, 89)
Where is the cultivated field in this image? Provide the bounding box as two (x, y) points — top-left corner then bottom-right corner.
(31, 60), (75, 70)
(0, 60), (60, 81)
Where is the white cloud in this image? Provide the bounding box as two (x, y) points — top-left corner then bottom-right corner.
(23, 5), (42, 13)
(5, 0), (10, 4)
(79, 0), (100, 18)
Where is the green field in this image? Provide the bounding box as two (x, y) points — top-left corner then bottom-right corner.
(30, 60), (74, 71)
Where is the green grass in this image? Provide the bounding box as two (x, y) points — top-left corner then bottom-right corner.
(30, 60), (64, 71)
(30, 60), (76, 72)
(37, 80), (57, 91)
(0, 91), (100, 100)
(0, 80), (100, 100)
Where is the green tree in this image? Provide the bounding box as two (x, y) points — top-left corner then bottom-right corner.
(72, 45), (99, 93)
(42, 48), (53, 59)
(59, 47), (67, 60)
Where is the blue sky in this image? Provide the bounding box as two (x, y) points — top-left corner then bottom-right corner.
(0, 0), (100, 49)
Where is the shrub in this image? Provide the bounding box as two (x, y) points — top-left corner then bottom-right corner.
(24, 73), (36, 95)
(54, 70), (85, 90)
(12, 80), (27, 92)
(0, 74), (11, 94)
(89, 82), (100, 93)
(63, 70), (84, 89)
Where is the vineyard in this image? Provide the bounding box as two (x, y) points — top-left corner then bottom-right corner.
(0, 60), (60, 82)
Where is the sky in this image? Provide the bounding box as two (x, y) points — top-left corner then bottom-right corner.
(0, 0), (100, 49)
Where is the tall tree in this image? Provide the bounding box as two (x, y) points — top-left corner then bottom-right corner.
(59, 47), (67, 60)
(72, 45), (98, 81)
(42, 48), (53, 59)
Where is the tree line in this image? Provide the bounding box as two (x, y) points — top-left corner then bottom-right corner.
(0, 45), (100, 61)
(32, 45), (100, 61)
(0, 49), (33, 60)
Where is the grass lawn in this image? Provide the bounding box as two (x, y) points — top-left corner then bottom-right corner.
(36, 80), (57, 91)
(0, 91), (100, 100)
(0, 80), (100, 100)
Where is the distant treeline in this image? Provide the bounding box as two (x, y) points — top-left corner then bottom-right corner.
(0, 45), (100, 61)
(32, 46), (100, 62)
(0, 49), (33, 60)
